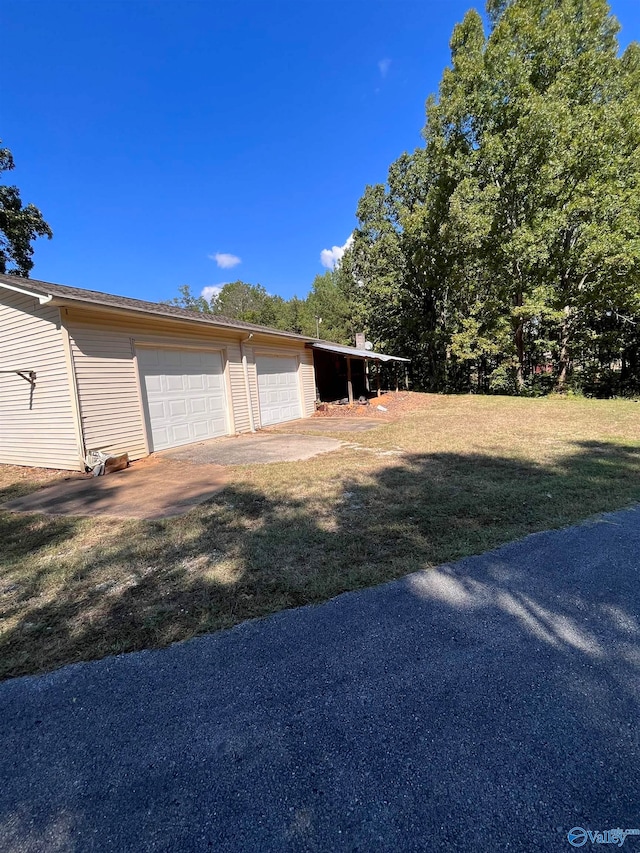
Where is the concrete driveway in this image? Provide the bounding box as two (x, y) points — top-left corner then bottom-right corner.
(1, 507), (639, 852)
(159, 432), (342, 465)
(266, 417), (383, 434)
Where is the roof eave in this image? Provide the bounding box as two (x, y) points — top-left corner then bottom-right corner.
(47, 294), (314, 342)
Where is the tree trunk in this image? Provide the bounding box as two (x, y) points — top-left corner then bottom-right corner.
(477, 356), (485, 393)
(513, 285), (525, 392)
(557, 305), (572, 390)
(514, 319), (525, 391)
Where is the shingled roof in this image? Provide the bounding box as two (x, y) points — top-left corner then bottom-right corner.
(0, 273), (312, 341)
(0, 274), (410, 363)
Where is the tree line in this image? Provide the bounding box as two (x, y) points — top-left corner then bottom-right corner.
(172, 0), (640, 397)
(166, 274), (358, 349)
(340, 0), (640, 397)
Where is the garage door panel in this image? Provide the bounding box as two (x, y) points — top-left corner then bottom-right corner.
(256, 355), (302, 426)
(170, 424), (191, 443)
(153, 427), (170, 447)
(166, 374), (185, 391)
(187, 374), (204, 391)
(169, 400), (188, 418)
(137, 347), (229, 451)
(145, 375), (163, 393)
(147, 400), (166, 419)
(194, 417), (225, 437)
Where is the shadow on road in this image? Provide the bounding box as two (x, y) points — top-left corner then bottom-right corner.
(1, 440), (640, 850)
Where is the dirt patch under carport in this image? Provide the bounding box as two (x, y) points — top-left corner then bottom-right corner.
(312, 392), (425, 421)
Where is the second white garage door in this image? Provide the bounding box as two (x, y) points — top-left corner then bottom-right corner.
(137, 347), (228, 451)
(256, 355), (302, 426)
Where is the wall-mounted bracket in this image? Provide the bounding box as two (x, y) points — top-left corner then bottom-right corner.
(0, 369), (37, 386)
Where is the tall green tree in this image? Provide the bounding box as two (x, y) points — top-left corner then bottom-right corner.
(344, 0), (640, 394)
(305, 269), (354, 344)
(166, 281), (298, 330)
(165, 284), (213, 313)
(278, 295), (312, 335)
(210, 280), (270, 321)
(0, 143), (52, 277)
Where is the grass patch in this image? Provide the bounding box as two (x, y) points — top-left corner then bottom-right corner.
(2, 393), (640, 680)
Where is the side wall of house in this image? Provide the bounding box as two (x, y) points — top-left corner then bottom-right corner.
(64, 307), (314, 459)
(0, 290), (82, 470)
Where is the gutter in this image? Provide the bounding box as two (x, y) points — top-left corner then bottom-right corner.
(0, 280), (53, 304)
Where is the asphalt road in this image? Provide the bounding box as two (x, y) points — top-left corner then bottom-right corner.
(2, 507), (640, 852)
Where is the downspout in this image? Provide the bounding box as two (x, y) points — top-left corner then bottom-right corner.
(240, 334), (256, 432)
(60, 316), (87, 471)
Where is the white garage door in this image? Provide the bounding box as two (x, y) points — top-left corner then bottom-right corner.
(137, 347), (228, 451)
(256, 355), (302, 426)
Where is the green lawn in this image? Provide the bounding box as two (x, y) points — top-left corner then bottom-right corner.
(2, 392), (640, 681)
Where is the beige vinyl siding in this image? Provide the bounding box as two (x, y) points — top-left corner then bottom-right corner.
(64, 306), (257, 456)
(69, 327), (147, 459)
(245, 350), (261, 429)
(299, 349), (316, 416)
(0, 290), (81, 470)
(225, 340), (251, 433)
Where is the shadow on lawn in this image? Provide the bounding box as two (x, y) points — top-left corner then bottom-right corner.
(1, 439), (640, 681)
(0, 513), (80, 562)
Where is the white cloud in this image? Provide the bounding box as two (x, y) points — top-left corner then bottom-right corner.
(378, 58), (391, 78)
(209, 252), (241, 269)
(320, 234), (354, 270)
(201, 285), (225, 302)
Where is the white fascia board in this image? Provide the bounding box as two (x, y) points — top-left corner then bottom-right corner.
(0, 280), (53, 304)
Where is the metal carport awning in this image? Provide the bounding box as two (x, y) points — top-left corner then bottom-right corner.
(307, 341), (410, 363)
(307, 341), (410, 404)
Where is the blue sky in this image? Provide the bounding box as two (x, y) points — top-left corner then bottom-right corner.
(3, 0), (639, 304)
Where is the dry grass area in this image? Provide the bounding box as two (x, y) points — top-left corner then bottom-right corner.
(2, 392), (640, 681)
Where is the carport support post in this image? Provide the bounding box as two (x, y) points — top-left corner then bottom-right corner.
(346, 356), (354, 404)
(405, 365), (409, 390)
(395, 362), (399, 392)
(376, 363), (381, 397)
